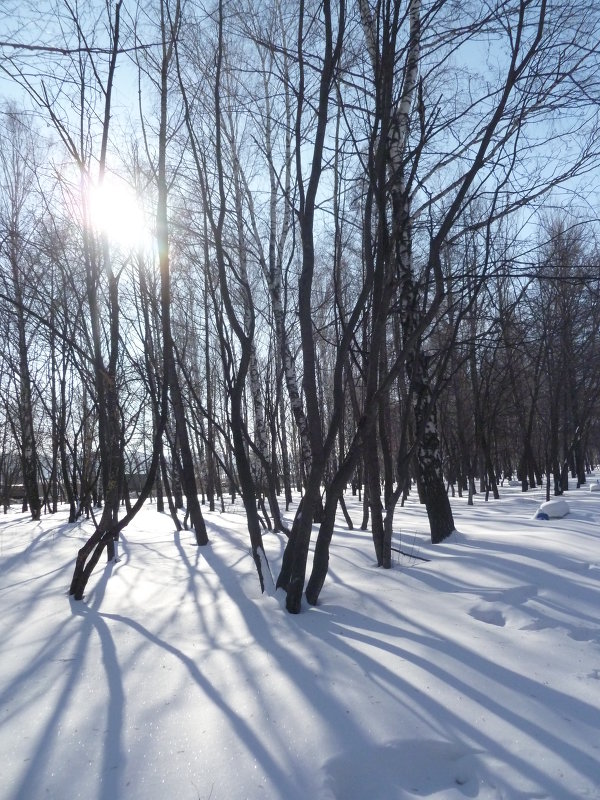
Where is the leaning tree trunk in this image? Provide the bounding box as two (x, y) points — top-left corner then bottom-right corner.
(203, 0), (271, 589)
(229, 137), (286, 535)
(276, 0), (346, 613)
(259, 37), (313, 483)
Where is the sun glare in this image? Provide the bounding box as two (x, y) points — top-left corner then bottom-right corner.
(87, 174), (152, 251)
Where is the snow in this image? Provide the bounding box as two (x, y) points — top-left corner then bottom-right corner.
(536, 498), (570, 519)
(1, 483), (599, 800)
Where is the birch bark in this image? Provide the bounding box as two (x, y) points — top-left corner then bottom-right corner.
(359, 0), (455, 545)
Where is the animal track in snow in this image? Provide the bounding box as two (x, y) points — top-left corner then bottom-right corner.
(467, 585), (538, 629)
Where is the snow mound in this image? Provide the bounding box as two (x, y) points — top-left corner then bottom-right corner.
(534, 498), (569, 519)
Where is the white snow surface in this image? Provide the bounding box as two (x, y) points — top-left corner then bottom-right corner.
(1, 483), (599, 800)
(537, 498), (570, 519)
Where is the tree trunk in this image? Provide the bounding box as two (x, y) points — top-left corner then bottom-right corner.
(413, 357), (455, 542)
(157, 0), (207, 545)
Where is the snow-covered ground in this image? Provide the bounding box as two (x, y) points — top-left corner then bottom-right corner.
(1, 482), (599, 800)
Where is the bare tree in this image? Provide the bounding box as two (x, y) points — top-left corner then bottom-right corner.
(0, 107), (43, 520)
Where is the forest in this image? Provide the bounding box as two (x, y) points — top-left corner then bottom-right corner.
(1, 0), (600, 612)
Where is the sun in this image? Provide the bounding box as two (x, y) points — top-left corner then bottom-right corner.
(87, 174), (152, 251)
